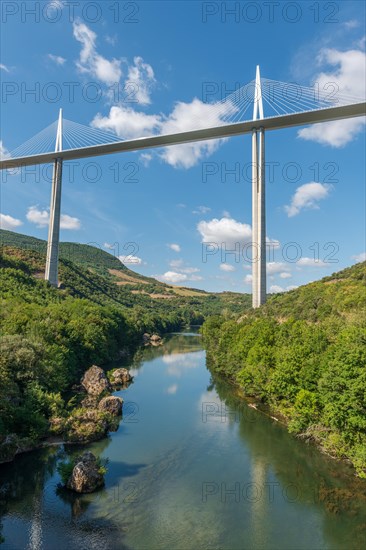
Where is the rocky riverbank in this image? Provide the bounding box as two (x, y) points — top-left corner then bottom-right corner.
(0, 365), (133, 464)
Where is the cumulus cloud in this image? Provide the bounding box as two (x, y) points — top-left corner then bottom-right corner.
(26, 206), (80, 229)
(244, 274), (253, 284)
(0, 213), (23, 230)
(168, 243), (181, 252)
(197, 216), (252, 247)
(73, 20), (122, 84)
(91, 96), (235, 168)
(279, 272), (292, 279)
(352, 252), (366, 263)
(220, 263), (235, 272)
(48, 54), (66, 65)
(298, 47), (366, 147)
(296, 257), (327, 267)
(159, 99), (235, 169)
(158, 270), (202, 284)
(267, 262), (291, 275)
(284, 182), (332, 217)
(118, 255), (142, 265)
(127, 56), (155, 105)
(92, 105), (161, 140)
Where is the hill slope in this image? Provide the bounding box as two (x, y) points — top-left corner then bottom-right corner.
(202, 261), (366, 477)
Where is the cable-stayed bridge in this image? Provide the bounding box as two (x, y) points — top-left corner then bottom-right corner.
(1, 67), (365, 307)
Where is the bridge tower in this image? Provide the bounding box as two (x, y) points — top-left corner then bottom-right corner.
(45, 108), (63, 286)
(251, 66), (266, 308)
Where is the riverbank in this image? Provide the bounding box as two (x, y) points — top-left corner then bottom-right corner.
(201, 268), (366, 479)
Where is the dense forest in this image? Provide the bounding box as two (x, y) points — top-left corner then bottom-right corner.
(0, 230), (251, 457)
(202, 261), (366, 477)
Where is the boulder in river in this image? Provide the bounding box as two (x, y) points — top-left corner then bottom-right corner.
(81, 365), (111, 396)
(67, 452), (105, 493)
(98, 395), (123, 416)
(109, 368), (133, 386)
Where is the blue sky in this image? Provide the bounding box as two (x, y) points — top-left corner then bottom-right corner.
(1, 0), (365, 292)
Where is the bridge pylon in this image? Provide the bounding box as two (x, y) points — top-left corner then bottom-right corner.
(251, 66), (266, 308)
(45, 108), (63, 286)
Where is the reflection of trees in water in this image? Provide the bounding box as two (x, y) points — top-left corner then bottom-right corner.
(211, 371), (366, 549)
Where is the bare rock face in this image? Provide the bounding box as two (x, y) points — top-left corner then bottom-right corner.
(81, 365), (111, 396)
(67, 452), (104, 493)
(110, 368), (132, 386)
(98, 395), (123, 416)
(150, 334), (162, 346)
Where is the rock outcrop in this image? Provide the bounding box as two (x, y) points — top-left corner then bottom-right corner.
(81, 365), (111, 396)
(66, 452), (105, 493)
(98, 395), (123, 416)
(142, 333), (163, 346)
(109, 368), (133, 386)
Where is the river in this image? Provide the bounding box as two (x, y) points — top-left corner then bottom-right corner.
(1, 329), (365, 549)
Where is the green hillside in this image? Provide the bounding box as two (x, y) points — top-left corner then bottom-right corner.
(202, 261), (366, 477)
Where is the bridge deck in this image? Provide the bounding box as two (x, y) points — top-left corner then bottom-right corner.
(1, 102), (365, 170)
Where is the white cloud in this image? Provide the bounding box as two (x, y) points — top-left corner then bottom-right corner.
(119, 255), (142, 265)
(139, 153), (153, 166)
(296, 257), (327, 267)
(0, 141), (11, 160)
(158, 270), (202, 284)
(270, 285), (285, 294)
(285, 182), (332, 217)
(166, 384), (178, 395)
(197, 217), (252, 247)
(298, 47), (366, 147)
(267, 262), (291, 275)
(193, 205), (211, 215)
(48, 54), (66, 65)
(279, 272), (292, 279)
(159, 99), (235, 169)
(0, 213), (23, 230)
(0, 64), (9, 73)
(73, 20), (122, 85)
(127, 56), (155, 105)
(352, 252), (366, 263)
(26, 206), (80, 229)
(159, 271), (188, 284)
(220, 263), (235, 272)
(60, 214), (81, 230)
(244, 274), (252, 284)
(178, 267), (200, 274)
(104, 242), (114, 249)
(287, 285), (298, 291)
(168, 243), (181, 252)
(169, 259), (183, 268)
(92, 105), (161, 140)
(344, 19), (359, 29)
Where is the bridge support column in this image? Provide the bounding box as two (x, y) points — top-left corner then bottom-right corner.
(45, 158), (63, 286)
(251, 127), (266, 308)
(45, 108), (63, 287)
